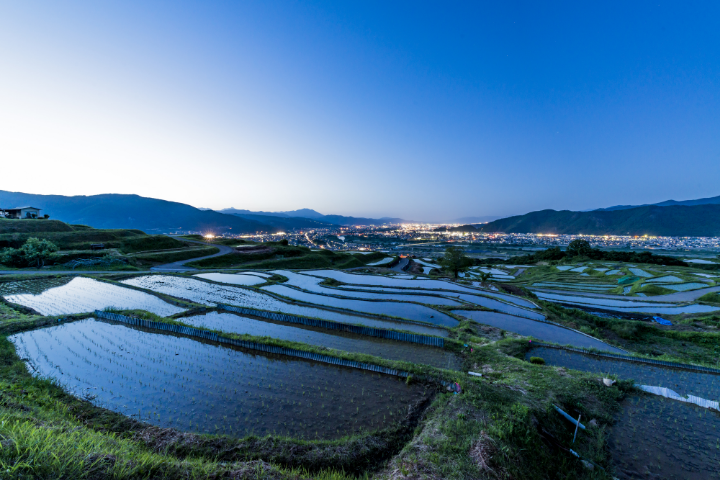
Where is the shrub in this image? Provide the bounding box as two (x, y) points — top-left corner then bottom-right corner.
(0, 238), (59, 268)
(529, 356), (545, 365)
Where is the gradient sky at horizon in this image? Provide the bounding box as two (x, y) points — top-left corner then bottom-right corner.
(1, 1), (718, 222)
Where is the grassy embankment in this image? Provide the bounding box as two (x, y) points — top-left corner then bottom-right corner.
(0, 291), (631, 478)
(0, 219), (219, 269)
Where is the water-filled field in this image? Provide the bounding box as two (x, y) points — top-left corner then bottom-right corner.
(262, 284), (459, 327)
(122, 275), (447, 336)
(11, 319), (428, 439)
(526, 347), (720, 399)
(345, 282), (536, 307)
(194, 273), (267, 286)
(367, 257), (394, 266)
(656, 282), (709, 292)
(271, 271), (461, 306)
(532, 291), (720, 314)
(610, 395), (720, 480)
(181, 312), (461, 370)
(3, 277), (185, 317)
(452, 310), (623, 353)
(0, 277), (73, 296)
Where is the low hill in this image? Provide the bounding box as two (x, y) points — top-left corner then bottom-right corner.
(474, 204), (720, 236)
(0, 218), (184, 251)
(0, 191), (276, 234)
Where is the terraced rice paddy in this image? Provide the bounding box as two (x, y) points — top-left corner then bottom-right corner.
(610, 396), (720, 479)
(11, 319), (428, 439)
(122, 275), (447, 336)
(533, 291), (720, 314)
(366, 257), (394, 266)
(269, 271), (461, 306)
(452, 310), (623, 353)
(531, 282), (615, 292)
(526, 347), (720, 399)
(0, 277), (73, 296)
(645, 275), (684, 284)
(261, 284), (459, 327)
(180, 312), (461, 370)
(527, 347), (720, 479)
(304, 270), (538, 308)
(653, 282), (709, 292)
(628, 268), (654, 278)
(3, 277), (185, 317)
(194, 273), (267, 286)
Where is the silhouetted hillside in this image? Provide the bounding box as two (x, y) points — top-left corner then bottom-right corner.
(0, 191), (273, 234)
(474, 204), (720, 236)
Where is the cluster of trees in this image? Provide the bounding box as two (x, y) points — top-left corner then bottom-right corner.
(489, 239), (688, 267)
(0, 238), (59, 268)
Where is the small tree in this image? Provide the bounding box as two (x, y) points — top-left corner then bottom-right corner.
(566, 239), (593, 257)
(0, 238), (58, 268)
(478, 271), (492, 283)
(439, 246), (472, 279)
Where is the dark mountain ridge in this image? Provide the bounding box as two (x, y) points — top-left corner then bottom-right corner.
(473, 204), (720, 236)
(595, 194), (720, 211)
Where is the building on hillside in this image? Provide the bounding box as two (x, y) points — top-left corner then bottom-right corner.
(0, 207), (42, 219)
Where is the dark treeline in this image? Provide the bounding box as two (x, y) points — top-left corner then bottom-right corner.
(477, 239), (689, 267)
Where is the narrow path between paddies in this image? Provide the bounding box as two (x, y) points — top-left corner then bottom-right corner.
(151, 236), (235, 271)
(452, 310), (624, 353)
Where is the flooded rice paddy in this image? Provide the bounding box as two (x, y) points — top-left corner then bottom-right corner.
(611, 396), (720, 479)
(194, 273), (267, 286)
(3, 277), (185, 317)
(526, 347), (720, 399)
(270, 271), (461, 306)
(452, 310), (623, 353)
(0, 277), (73, 296)
(122, 276), (447, 336)
(261, 284), (459, 327)
(324, 285), (537, 308)
(11, 319), (428, 439)
(528, 348), (720, 479)
(533, 292), (720, 315)
(180, 312), (461, 370)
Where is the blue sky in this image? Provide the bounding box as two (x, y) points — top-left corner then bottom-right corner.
(0, 1), (718, 221)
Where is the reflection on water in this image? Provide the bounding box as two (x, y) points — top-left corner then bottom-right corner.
(4, 277), (184, 317)
(11, 319), (428, 440)
(182, 311), (461, 370)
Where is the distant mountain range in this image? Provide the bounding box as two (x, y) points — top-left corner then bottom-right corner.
(219, 208), (404, 226)
(0, 191), (403, 234)
(472, 204), (720, 236)
(594, 195), (720, 211)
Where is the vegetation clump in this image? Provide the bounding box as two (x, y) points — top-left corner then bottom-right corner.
(0, 238), (58, 268)
(529, 356), (545, 365)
